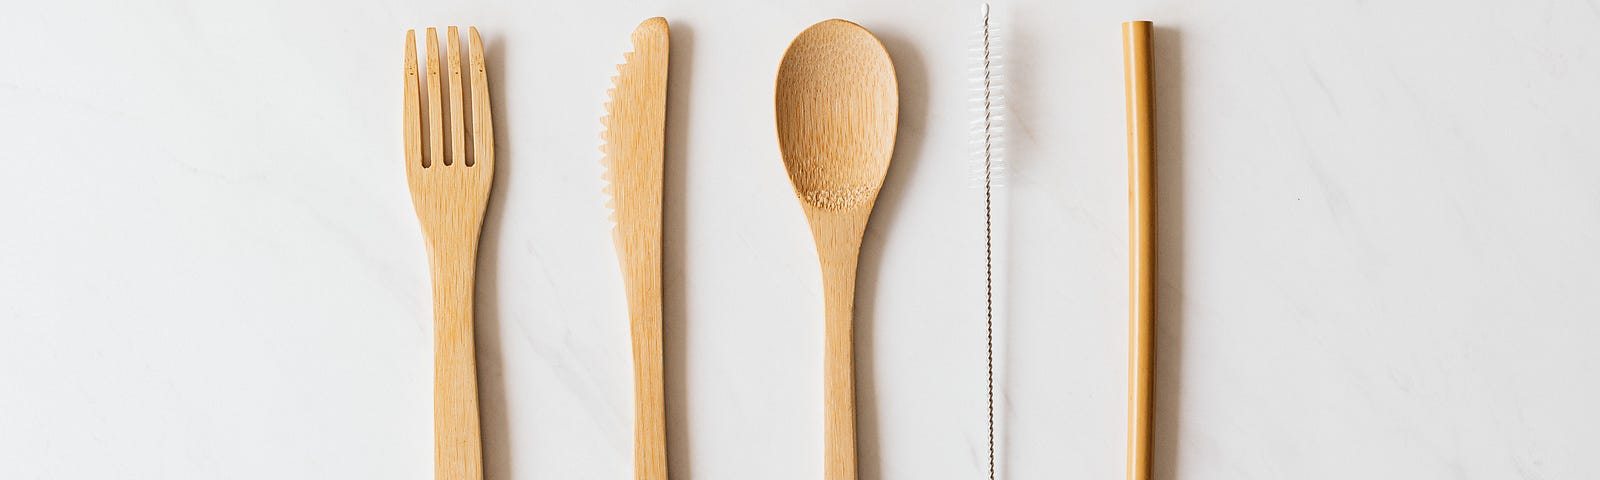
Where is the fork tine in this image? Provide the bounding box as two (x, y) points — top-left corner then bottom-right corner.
(446, 26), (467, 168)
(404, 30), (424, 169)
(425, 28), (446, 166)
(469, 27), (492, 168)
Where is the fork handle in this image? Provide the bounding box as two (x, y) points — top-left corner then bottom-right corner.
(430, 246), (484, 480)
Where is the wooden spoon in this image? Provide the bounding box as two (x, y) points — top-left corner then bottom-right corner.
(775, 19), (897, 480)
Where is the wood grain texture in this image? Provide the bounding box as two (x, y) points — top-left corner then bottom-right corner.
(601, 17), (671, 480)
(1122, 20), (1155, 480)
(775, 19), (897, 480)
(406, 26), (494, 480)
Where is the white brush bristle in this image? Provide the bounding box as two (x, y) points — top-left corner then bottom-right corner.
(972, 3), (1006, 189)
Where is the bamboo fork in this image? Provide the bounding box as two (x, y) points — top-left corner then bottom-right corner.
(1122, 20), (1155, 480)
(404, 26), (494, 480)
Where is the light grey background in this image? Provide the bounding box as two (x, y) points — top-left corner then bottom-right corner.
(3, 0), (1597, 478)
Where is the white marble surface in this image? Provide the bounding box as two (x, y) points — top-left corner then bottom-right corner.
(4, 0), (1600, 478)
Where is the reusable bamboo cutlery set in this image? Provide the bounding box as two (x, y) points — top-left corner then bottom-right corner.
(403, 14), (1159, 480)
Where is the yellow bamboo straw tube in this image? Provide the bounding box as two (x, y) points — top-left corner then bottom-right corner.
(1122, 19), (1155, 480)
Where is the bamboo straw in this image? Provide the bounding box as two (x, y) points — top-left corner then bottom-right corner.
(1122, 19), (1156, 480)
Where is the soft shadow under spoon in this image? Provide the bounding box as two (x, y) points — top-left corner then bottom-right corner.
(775, 18), (898, 480)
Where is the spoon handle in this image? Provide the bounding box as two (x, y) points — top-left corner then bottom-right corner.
(818, 239), (861, 480)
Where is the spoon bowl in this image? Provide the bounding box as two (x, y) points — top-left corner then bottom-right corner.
(776, 19), (898, 214)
